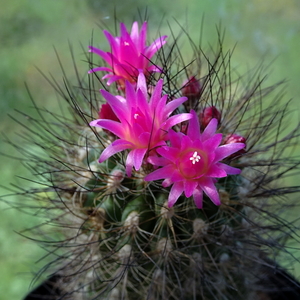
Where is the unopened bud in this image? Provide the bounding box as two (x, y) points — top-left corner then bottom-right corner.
(224, 133), (247, 157)
(98, 103), (120, 138)
(182, 76), (202, 98)
(200, 106), (221, 130)
(224, 133), (246, 144)
(180, 121), (188, 134)
(182, 76), (202, 110)
(99, 103), (119, 122)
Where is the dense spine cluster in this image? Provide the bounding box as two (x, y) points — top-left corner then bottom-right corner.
(11, 19), (300, 300)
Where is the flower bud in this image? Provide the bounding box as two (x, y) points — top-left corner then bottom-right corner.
(182, 76), (202, 98)
(98, 103), (120, 122)
(224, 133), (247, 157)
(199, 106), (221, 130)
(182, 76), (202, 110)
(179, 121), (188, 134)
(98, 103), (120, 138)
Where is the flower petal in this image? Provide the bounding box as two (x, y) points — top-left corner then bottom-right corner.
(126, 148), (148, 176)
(88, 46), (112, 65)
(100, 90), (128, 123)
(90, 119), (125, 138)
(99, 139), (132, 163)
(146, 35), (168, 59)
(165, 97), (188, 116)
(138, 22), (147, 52)
(147, 155), (169, 167)
(193, 187), (204, 209)
(205, 164), (227, 178)
(88, 66), (113, 74)
(217, 163), (242, 175)
(144, 165), (175, 181)
(184, 180), (198, 198)
(199, 178), (221, 206)
(156, 146), (179, 162)
(169, 129), (183, 149)
(148, 65), (162, 73)
(137, 72), (148, 99)
(162, 178), (173, 187)
(201, 118), (218, 141)
(168, 181), (184, 207)
(106, 75), (123, 85)
(103, 30), (119, 54)
(187, 110), (201, 141)
(130, 21), (138, 38)
(203, 133), (222, 152)
(170, 170), (184, 182)
(214, 143), (245, 162)
(163, 113), (192, 129)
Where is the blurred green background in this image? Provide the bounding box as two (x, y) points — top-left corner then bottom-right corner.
(0, 0), (299, 299)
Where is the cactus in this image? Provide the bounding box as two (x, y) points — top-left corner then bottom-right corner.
(15, 19), (300, 300)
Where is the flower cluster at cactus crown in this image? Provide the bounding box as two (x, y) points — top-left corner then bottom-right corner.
(88, 21), (167, 86)
(90, 73), (192, 176)
(89, 21), (246, 208)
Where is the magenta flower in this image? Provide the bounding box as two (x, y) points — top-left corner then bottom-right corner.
(90, 73), (192, 176)
(144, 110), (245, 208)
(88, 22), (167, 86)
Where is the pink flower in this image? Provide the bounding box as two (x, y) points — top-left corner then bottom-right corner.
(144, 110), (245, 208)
(88, 22), (167, 86)
(90, 73), (192, 176)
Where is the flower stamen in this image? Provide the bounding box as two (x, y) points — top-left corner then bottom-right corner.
(190, 151), (201, 164)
